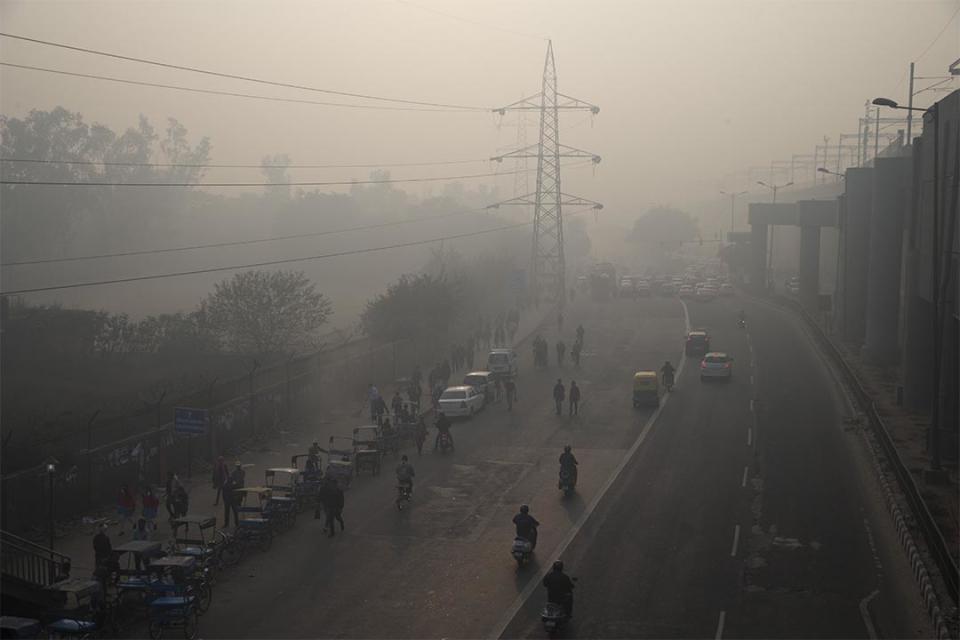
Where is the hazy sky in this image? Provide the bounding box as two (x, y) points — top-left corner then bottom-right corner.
(2, 0), (958, 226)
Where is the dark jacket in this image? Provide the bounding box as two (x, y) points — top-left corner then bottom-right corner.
(512, 512), (539, 539)
(553, 383), (565, 401)
(559, 452), (578, 469)
(543, 570), (574, 603)
(569, 384), (581, 402)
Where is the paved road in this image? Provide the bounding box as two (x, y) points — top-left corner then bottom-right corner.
(203, 295), (685, 638)
(501, 295), (933, 639)
(202, 293), (932, 638)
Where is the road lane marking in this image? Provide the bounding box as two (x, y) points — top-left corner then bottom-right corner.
(749, 399), (754, 412)
(749, 375), (754, 385)
(741, 466), (749, 487)
(715, 610), (726, 639)
(747, 427), (752, 446)
(488, 299), (691, 639)
(859, 589), (879, 639)
(730, 524), (741, 556)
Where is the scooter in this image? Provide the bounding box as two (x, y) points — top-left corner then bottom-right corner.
(738, 318), (746, 329)
(558, 468), (576, 498)
(437, 431), (453, 454)
(541, 588), (575, 637)
(511, 537), (533, 567)
(662, 372), (675, 393)
(396, 484), (412, 511)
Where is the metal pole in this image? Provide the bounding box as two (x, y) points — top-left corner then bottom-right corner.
(906, 62), (915, 144)
(874, 107), (880, 159)
(836, 137), (842, 181)
(857, 118), (863, 167)
(730, 193), (736, 236)
(48, 471), (55, 552)
(930, 103), (941, 470)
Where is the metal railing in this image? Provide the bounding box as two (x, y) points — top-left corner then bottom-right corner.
(0, 529), (72, 587)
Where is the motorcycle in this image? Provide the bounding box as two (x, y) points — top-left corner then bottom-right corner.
(437, 431), (453, 454)
(558, 468), (576, 498)
(511, 536), (533, 567)
(738, 318), (746, 329)
(396, 484), (412, 511)
(541, 589), (575, 637)
(662, 371), (675, 392)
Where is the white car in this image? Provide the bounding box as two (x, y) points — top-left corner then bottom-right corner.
(700, 352), (734, 381)
(487, 349), (518, 377)
(695, 286), (717, 301)
(719, 283), (735, 296)
(678, 285), (696, 298)
(438, 385), (485, 418)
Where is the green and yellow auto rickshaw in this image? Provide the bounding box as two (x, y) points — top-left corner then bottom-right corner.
(632, 371), (660, 408)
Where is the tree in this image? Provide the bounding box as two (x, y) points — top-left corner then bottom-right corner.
(202, 270), (332, 355)
(629, 206), (699, 249)
(361, 273), (461, 343)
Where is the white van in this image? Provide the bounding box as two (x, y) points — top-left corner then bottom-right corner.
(487, 349), (518, 377)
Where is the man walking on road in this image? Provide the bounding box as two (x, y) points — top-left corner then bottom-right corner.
(569, 380), (581, 416)
(319, 478), (345, 537)
(553, 379), (566, 416)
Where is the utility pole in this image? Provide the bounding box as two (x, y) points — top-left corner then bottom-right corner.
(906, 62), (915, 144)
(491, 41), (602, 305)
(720, 190), (747, 237)
(874, 106), (880, 159)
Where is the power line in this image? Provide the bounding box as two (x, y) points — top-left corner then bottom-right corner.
(0, 62), (480, 113)
(0, 32), (488, 111)
(0, 155), (489, 170)
(0, 167), (540, 188)
(0, 208), (594, 295)
(916, 4), (960, 61)
(2, 206), (491, 266)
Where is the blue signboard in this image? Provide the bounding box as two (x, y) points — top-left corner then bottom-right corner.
(174, 407), (208, 435)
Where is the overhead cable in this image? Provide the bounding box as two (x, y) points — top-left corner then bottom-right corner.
(0, 62), (482, 113)
(0, 155), (489, 170)
(0, 208), (595, 295)
(0, 32), (487, 111)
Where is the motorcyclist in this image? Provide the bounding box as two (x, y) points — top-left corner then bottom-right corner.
(434, 412), (454, 451)
(543, 560), (575, 617)
(558, 445), (578, 488)
(575, 324), (585, 344)
(512, 504), (540, 549)
(738, 309), (747, 326)
(396, 455), (415, 494)
(660, 360), (676, 387)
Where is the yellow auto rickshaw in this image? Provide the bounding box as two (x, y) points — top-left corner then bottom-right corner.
(632, 371), (660, 408)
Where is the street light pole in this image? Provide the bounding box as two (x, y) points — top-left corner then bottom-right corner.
(46, 462), (56, 552)
(906, 62), (915, 143)
(720, 190), (747, 238)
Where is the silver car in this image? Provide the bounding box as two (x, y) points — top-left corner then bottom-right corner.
(700, 352), (733, 381)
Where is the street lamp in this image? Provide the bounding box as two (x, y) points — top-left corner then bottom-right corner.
(756, 180), (793, 204)
(720, 190), (748, 238)
(817, 167), (845, 180)
(874, 95), (943, 471)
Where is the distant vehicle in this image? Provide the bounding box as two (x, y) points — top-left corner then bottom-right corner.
(463, 371), (494, 403)
(487, 349), (518, 377)
(635, 281), (651, 297)
(678, 285), (695, 298)
(438, 385), (485, 418)
(660, 282), (678, 295)
(786, 276), (800, 295)
(695, 286), (717, 301)
(700, 352), (734, 381)
(591, 263), (618, 300)
(685, 330), (711, 356)
(719, 283), (735, 296)
(618, 277), (636, 298)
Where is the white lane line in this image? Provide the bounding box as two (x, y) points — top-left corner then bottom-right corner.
(741, 466), (749, 487)
(715, 610), (726, 639)
(749, 399), (754, 412)
(730, 524), (741, 557)
(749, 375), (754, 385)
(747, 427), (753, 447)
(487, 300), (692, 639)
(859, 589), (880, 639)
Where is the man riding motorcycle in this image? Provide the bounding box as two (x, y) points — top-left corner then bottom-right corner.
(434, 412), (454, 451)
(513, 504), (540, 550)
(660, 360), (676, 389)
(558, 445), (578, 489)
(543, 560), (575, 617)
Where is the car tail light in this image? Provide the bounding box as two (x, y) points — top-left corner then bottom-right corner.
(700, 361), (707, 369)
(723, 362), (730, 368)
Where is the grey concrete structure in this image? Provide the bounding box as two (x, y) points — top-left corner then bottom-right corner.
(840, 168), (874, 345)
(748, 203), (796, 294)
(863, 157), (911, 364)
(796, 200), (838, 312)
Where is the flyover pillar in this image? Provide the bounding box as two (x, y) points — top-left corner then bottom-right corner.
(750, 222), (768, 294)
(863, 157), (910, 364)
(839, 168), (873, 344)
(799, 225), (821, 311)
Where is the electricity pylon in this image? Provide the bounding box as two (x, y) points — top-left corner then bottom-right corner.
(490, 40), (602, 305)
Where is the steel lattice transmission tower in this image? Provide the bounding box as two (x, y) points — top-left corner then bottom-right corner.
(490, 40), (602, 304)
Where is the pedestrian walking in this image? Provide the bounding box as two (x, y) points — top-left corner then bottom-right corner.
(212, 456), (228, 506)
(569, 380), (581, 416)
(553, 379), (566, 416)
(222, 474), (239, 528)
(572, 341), (582, 368)
(117, 484), (136, 534)
(368, 383), (381, 422)
(415, 417), (428, 456)
(164, 472), (177, 520)
(504, 376), (517, 411)
(141, 486), (160, 533)
(319, 478), (345, 537)
(556, 340), (566, 366)
(93, 524), (112, 569)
